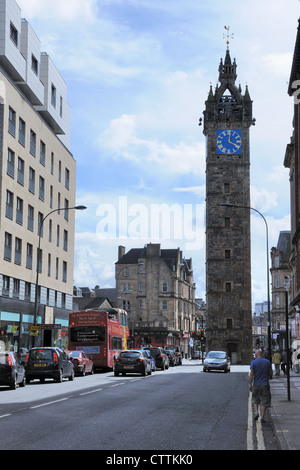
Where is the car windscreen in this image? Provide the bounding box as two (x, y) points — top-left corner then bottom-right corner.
(119, 352), (141, 358)
(207, 352), (226, 359)
(69, 351), (80, 358)
(29, 349), (53, 360)
(144, 348), (160, 355)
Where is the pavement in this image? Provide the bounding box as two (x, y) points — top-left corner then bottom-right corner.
(183, 358), (300, 450)
(269, 369), (300, 450)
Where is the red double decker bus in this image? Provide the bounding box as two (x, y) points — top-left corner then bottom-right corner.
(68, 308), (129, 370)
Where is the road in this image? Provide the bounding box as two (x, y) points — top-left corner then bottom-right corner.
(0, 362), (279, 452)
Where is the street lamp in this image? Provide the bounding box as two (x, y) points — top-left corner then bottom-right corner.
(220, 202), (272, 357)
(33, 205), (87, 333)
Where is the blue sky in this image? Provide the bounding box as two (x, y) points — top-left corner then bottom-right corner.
(17, 0), (300, 309)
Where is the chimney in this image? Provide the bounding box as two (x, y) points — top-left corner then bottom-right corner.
(118, 246), (125, 261)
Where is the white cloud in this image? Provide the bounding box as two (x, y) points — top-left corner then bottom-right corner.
(17, 0), (97, 21)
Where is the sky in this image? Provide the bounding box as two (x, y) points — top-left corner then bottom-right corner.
(17, 0), (300, 310)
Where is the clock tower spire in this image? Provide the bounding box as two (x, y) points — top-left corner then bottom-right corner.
(202, 39), (254, 364)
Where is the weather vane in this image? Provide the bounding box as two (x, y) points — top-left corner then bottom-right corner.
(223, 25), (234, 49)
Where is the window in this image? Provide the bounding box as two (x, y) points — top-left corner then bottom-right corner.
(56, 257), (59, 279)
(56, 225), (60, 247)
(225, 217), (230, 228)
(26, 243), (33, 269)
(60, 96), (63, 117)
(49, 219), (52, 242)
(64, 199), (69, 220)
(62, 261), (67, 283)
(138, 299), (143, 309)
(4, 232), (12, 261)
(139, 282), (143, 292)
(162, 282), (168, 292)
(226, 318), (233, 329)
(225, 282), (232, 292)
(63, 230), (68, 251)
(162, 300), (168, 310)
(18, 118), (26, 146)
(14, 238), (22, 265)
(275, 275), (280, 288)
(16, 197), (23, 225)
(30, 129), (36, 156)
(39, 176), (45, 201)
(51, 84), (56, 107)
(8, 107), (16, 136)
(225, 249), (231, 260)
(31, 54), (38, 75)
(224, 182), (230, 194)
(58, 160), (61, 182)
(5, 190), (13, 219)
(50, 185), (53, 208)
(38, 212), (44, 237)
(3, 275), (10, 296)
(37, 247), (42, 273)
(7, 148), (15, 178)
(25, 282), (31, 300)
(40, 141), (45, 166)
(29, 167), (35, 193)
(65, 168), (70, 190)
(10, 22), (18, 46)
(27, 205), (34, 231)
(274, 256), (280, 268)
(51, 152), (54, 174)
(17, 157), (24, 185)
(48, 253), (51, 277)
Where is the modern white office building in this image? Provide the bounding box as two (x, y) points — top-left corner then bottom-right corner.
(0, 0), (76, 351)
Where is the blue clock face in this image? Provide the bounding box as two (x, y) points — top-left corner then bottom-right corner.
(216, 129), (242, 155)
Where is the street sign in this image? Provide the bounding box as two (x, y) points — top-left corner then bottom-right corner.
(28, 325), (41, 331)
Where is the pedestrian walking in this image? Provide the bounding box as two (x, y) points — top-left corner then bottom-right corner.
(281, 350), (287, 375)
(249, 349), (272, 423)
(272, 350), (281, 376)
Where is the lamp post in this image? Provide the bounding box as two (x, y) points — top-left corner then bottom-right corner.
(284, 275), (291, 401)
(220, 202), (272, 357)
(33, 205), (87, 337)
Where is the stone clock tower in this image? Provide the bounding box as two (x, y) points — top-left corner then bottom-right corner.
(203, 40), (254, 364)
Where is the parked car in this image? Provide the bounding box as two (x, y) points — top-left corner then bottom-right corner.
(0, 351), (26, 389)
(164, 345), (183, 364)
(67, 350), (94, 376)
(143, 347), (169, 370)
(142, 349), (156, 371)
(203, 351), (230, 373)
(192, 350), (200, 359)
(114, 350), (152, 376)
(25, 347), (74, 383)
(165, 350), (178, 366)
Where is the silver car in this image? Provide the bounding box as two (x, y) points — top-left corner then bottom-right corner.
(203, 351), (230, 373)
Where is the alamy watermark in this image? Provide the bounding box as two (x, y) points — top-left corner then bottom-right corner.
(292, 80), (300, 104)
(96, 196), (205, 250)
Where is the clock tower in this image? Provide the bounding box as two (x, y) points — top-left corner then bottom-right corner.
(203, 41), (254, 364)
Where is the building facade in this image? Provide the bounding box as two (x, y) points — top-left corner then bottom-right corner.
(270, 231), (291, 350)
(203, 44), (254, 364)
(0, 0), (76, 352)
(115, 244), (196, 357)
(284, 17), (300, 352)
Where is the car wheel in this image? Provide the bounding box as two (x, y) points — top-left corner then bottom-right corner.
(114, 371), (119, 376)
(56, 369), (63, 383)
(20, 375), (26, 387)
(148, 368), (152, 375)
(81, 366), (86, 377)
(10, 376), (17, 390)
(69, 369), (75, 381)
(90, 366), (94, 375)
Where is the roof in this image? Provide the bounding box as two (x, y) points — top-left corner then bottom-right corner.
(277, 231), (291, 263)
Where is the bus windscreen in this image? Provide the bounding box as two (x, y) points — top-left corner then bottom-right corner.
(70, 326), (105, 343)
